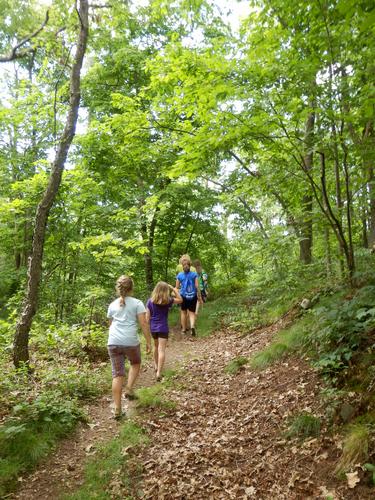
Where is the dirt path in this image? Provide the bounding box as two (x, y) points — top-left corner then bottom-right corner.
(128, 317), (372, 499)
(10, 330), (202, 500)
(11, 316), (374, 499)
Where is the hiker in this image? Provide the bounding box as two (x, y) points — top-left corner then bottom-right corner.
(176, 255), (202, 337)
(176, 253), (196, 274)
(107, 275), (152, 420)
(193, 259), (208, 315)
(146, 282), (183, 381)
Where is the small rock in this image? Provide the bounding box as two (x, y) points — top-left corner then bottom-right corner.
(340, 403), (355, 423)
(300, 298), (311, 309)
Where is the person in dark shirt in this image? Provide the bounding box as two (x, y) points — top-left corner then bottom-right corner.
(146, 282), (182, 381)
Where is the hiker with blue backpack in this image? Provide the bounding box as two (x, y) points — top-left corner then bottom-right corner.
(176, 255), (202, 337)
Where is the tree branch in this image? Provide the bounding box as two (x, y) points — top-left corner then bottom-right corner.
(0, 10), (49, 63)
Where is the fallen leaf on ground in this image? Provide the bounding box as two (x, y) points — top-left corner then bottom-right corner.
(346, 471), (360, 489)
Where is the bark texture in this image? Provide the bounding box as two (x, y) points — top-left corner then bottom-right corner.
(13, 0), (89, 367)
(300, 110), (315, 264)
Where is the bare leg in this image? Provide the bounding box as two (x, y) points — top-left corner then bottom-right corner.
(156, 338), (168, 378)
(181, 309), (187, 332)
(153, 338), (159, 371)
(112, 376), (124, 413)
(195, 301), (200, 315)
(188, 310), (196, 329)
(126, 363), (140, 392)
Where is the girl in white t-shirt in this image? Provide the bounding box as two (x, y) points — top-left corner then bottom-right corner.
(107, 275), (152, 420)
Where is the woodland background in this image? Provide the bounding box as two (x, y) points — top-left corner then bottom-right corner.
(0, 0), (375, 496)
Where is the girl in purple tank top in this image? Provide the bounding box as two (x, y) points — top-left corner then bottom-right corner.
(146, 282), (182, 381)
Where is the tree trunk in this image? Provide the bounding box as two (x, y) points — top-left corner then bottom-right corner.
(319, 152), (355, 279)
(13, 0), (89, 368)
(164, 221), (184, 281)
(368, 164), (375, 246)
(141, 207), (159, 294)
(300, 110), (315, 264)
(324, 225), (332, 277)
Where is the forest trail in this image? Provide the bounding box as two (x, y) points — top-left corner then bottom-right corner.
(11, 315), (373, 499)
(10, 331), (202, 500)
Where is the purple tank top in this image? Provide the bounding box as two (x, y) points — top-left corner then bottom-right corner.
(146, 298), (174, 333)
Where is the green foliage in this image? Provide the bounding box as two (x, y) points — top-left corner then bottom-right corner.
(42, 365), (109, 401)
(250, 316), (311, 370)
(64, 420), (148, 500)
(364, 463), (375, 485)
(135, 384), (175, 410)
(0, 341), (110, 497)
(285, 412), (321, 440)
(0, 392), (85, 497)
(29, 322), (107, 359)
(194, 294), (243, 337)
(335, 424), (369, 475)
(224, 356), (248, 375)
(307, 285), (375, 383)
(250, 343), (289, 370)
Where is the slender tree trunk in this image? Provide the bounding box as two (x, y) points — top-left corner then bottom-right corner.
(300, 110), (315, 264)
(319, 152), (355, 279)
(362, 216), (369, 248)
(340, 139), (355, 274)
(331, 121), (345, 276)
(13, 0), (89, 368)
(184, 219), (198, 254)
(368, 164), (375, 246)
(164, 221), (184, 281)
(324, 224), (332, 277)
(141, 206), (159, 294)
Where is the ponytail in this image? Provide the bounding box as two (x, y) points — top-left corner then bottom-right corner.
(116, 275), (134, 306)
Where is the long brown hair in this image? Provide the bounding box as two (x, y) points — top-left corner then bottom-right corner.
(116, 275), (134, 306)
(151, 281), (171, 305)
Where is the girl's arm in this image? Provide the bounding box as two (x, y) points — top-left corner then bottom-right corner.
(138, 312), (152, 354)
(170, 285), (183, 304)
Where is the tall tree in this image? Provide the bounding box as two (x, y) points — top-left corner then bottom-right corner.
(13, 0), (89, 367)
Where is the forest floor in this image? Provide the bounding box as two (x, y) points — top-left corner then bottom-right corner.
(10, 311), (374, 499)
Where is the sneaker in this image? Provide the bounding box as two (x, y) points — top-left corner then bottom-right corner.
(124, 388), (138, 400)
(181, 330), (187, 335)
(191, 327), (196, 337)
(114, 409), (124, 421)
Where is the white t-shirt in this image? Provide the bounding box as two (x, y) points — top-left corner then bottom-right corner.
(107, 297), (146, 346)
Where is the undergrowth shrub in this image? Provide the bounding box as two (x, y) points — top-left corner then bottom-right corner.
(335, 424), (369, 475)
(136, 385), (176, 410)
(224, 356), (248, 374)
(43, 364), (109, 400)
(306, 285), (375, 384)
(285, 412), (321, 440)
(30, 323), (107, 358)
(0, 391), (86, 496)
(250, 316), (311, 369)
